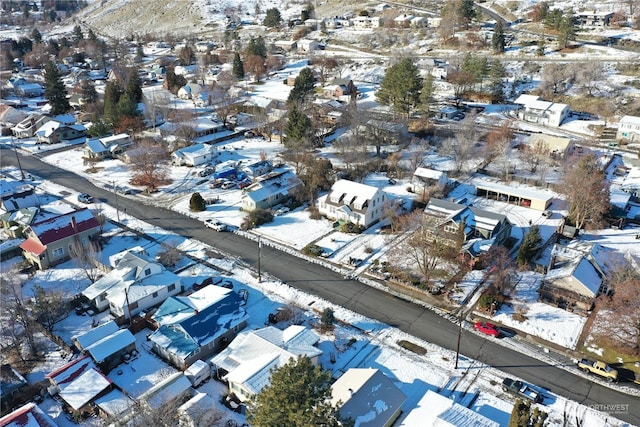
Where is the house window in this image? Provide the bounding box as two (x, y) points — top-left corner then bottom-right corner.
(168, 284), (176, 292)
(444, 224), (457, 234)
(152, 291), (158, 299)
(144, 268), (151, 276)
(52, 247), (64, 257)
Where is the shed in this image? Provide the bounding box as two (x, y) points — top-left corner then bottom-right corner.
(473, 178), (553, 211)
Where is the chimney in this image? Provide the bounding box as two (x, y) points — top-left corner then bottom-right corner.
(348, 388), (354, 396)
(70, 215), (77, 232)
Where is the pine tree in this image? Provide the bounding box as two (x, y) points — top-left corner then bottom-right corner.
(517, 225), (542, 266)
(116, 92), (138, 120)
(419, 73), (435, 118)
(376, 58), (422, 116)
(87, 28), (97, 41)
(125, 67), (142, 103)
(489, 59), (505, 102)
(246, 356), (347, 427)
(284, 104), (312, 147)
(509, 398), (548, 427)
(189, 192), (206, 211)
(557, 11), (576, 49)
(287, 67), (316, 105)
(31, 28), (42, 44)
(246, 36), (267, 59)
(43, 60), (70, 115)
(73, 24), (83, 43)
(232, 52), (244, 79)
(264, 8), (282, 28)
(103, 80), (123, 125)
(492, 20), (506, 53)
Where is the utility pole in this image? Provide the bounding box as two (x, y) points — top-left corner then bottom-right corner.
(257, 236), (262, 282)
(454, 313), (462, 369)
(11, 136), (26, 180)
(113, 180), (120, 222)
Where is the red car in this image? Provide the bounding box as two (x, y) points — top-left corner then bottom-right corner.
(474, 321), (500, 337)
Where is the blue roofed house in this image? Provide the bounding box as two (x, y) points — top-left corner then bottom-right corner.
(148, 284), (249, 370)
(81, 250), (183, 322)
(330, 368), (407, 427)
(209, 325), (322, 403)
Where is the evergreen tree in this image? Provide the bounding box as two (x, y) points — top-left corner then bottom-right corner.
(247, 356), (349, 427)
(264, 7), (282, 28)
(31, 28), (42, 44)
(73, 24), (83, 43)
(492, 20), (506, 53)
(376, 58), (422, 116)
(116, 92), (138, 120)
(189, 192), (206, 211)
(287, 67), (316, 105)
(517, 225), (542, 266)
(125, 67), (143, 103)
(489, 59), (505, 102)
(103, 80), (123, 125)
(87, 119), (112, 137)
(419, 73), (435, 118)
(284, 104), (312, 148)
(509, 398), (548, 427)
(43, 60), (70, 115)
(232, 52), (244, 79)
(557, 11), (576, 49)
(79, 79), (98, 105)
(246, 36), (267, 59)
(87, 27), (97, 41)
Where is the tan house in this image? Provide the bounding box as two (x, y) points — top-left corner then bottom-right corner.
(527, 134), (574, 159)
(20, 208), (101, 269)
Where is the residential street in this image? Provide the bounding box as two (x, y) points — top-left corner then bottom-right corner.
(2, 148), (638, 424)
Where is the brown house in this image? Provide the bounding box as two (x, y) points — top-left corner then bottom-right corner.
(20, 208), (101, 269)
(323, 78), (357, 98)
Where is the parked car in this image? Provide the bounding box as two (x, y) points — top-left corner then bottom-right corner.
(473, 321), (500, 337)
(221, 181), (237, 190)
(274, 206), (290, 216)
(116, 186), (133, 195)
(77, 193), (94, 204)
(238, 180), (252, 189)
(204, 219), (227, 231)
(577, 359), (618, 382)
(199, 166), (215, 177)
(501, 378), (543, 403)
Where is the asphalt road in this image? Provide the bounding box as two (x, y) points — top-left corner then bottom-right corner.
(2, 149), (638, 424)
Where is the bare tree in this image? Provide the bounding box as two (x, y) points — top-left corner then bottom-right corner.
(562, 153), (610, 229)
(31, 284), (68, 333)
(1, 270), (39, 357)
(157, 240), (182, 268)
(484, 122), (514, 177)
(69, 236), (102, 283)
(245, 54), (266, 83)
(128, 139), (170, 190)
(539, 63), (575, 97)
(574, 62), (603, 97)
(521, 139), (550, 174)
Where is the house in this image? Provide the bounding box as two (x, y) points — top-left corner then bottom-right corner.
(330, 368), (406, 427)
(616, 115), (640, 143)
(0, 403), (58, 427)
(177, 83), (204, 100)
(423, 198), (512, 257)
(210, 325), (322, 402)
(148, 284), (249, 370)
(514, 94), (570, 127)
(35, 120), (86, 144)
(297, 39), (319, 52)
(81, 250), (183, 321)
(241, 170), (303, 211)
(73, 321), (137, 373)
(274, 40), (298, 51)
(538, 242), (612, 313)
(411, 16), (427, 28)
(159, 118), (227, 144)
(1, 364), (28, 413)
(20, 208), (101, 270)
(351, 16), (381, 28)
(138, 372), (193, 411)
(7, 76), (44, 97)
(473, 177), (553, 211)
(242, 160), (272, 178)
(576, 10), (614, 27)
(399, 390), (499, 427)
(0, 179), (39, 213)
(46, 356), (113, 416)
(0, 104), (28, 130)
(11, 114), (47, 138)
(527, 134), (574, 159)
(0, 206), (38, 238)
(83, 133), (134, 160)
(323, 78), (357, 99)
(394, 14), (414, 28)
(178, 392), (218, 427)
(171, 143), (217, 167)
(318, 179), (386, 228)
(411, 167), (449, 194)
(94, 389), (135, 420)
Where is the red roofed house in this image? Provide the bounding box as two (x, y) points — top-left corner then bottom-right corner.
(20, 208), (101, 270)
(0, 402), (58, 427)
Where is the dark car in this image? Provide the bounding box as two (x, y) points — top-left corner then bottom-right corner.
(474, 321), (500, 337)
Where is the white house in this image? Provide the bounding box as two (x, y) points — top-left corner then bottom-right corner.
(331, 368), (407, 427)
(399, 390), (499, 427)
(241, 170), (302, 211)
(514, 94), (570, 127)
(171, 143), (217, 167)
(83, 133), (134, 160)
(81, 250), (183, 321)
(616, 115), (640, 142)
(297, 39), (319, 52)
(411, 167), (449, 193)
(318, 179), (386, 228)
(210, 325), (322, 402)
(351, 16), (381, 28)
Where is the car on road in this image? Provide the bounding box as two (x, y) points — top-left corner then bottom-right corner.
(77, 193), (94, 204)
(204, 219), (227, 231)
(474, 321), (500, 337)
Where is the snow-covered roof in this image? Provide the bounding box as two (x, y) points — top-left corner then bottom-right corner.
(399, 390), (499, 427)
(139, 372), (192, 410)
(58, 367), (111, 411)
(84, 328), (136, 363)
(94, 389), (134, 418)
(545, 256), (602, 298)
(46, 355), (96, 387)
(472, 177), (554, 204)
(331, 368), (406, 427)
(619, 115), (640, 126)
(74, 320), (119, 350)
(327, 179), (381, 210)
(0, 403), (57, 427)
(414, 167), (446, 180)
(513, 94), (540, 105)
(210, 325), (321, 398)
